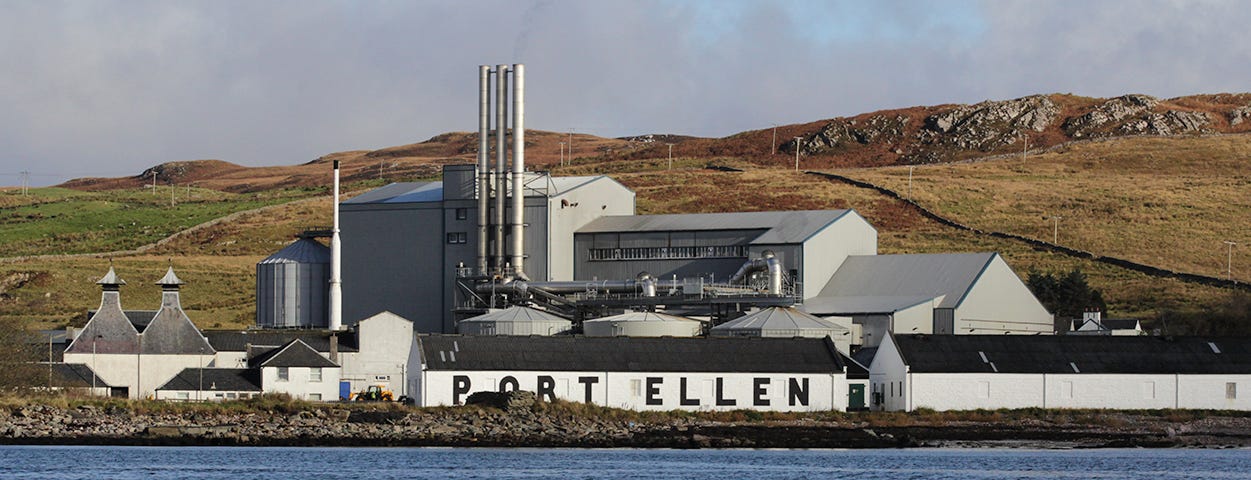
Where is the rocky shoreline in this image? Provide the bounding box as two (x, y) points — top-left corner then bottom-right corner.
(2, 398), (1249, 449)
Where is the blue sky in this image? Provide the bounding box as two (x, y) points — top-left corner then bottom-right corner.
(1, 0), (1246, 185)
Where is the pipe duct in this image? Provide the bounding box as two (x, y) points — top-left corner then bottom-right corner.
(476, 65), (490, 275)
(510, 64), (527, 279)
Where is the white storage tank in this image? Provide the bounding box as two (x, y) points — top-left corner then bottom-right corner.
(582, 311), (703, 337)
(457, 306), (572, 336)
(711, 307), (852, 354)
(256, 237), (330, 328)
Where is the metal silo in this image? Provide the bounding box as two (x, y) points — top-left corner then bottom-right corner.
(256, 237), (331, 328)
(582, 311), (703, 337)
(457, 306), (572, 336)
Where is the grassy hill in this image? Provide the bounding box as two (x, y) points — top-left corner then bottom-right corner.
(5, 93), (1249, 332)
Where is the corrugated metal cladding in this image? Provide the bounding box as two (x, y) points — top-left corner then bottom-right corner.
(456, 306), (572, 336)
(582, 312), (704, 337)
(256, 238), (330, 328)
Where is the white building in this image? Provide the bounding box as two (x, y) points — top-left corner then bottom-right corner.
(415, 335), (867, 412)
(868, 333), (1251, 411)
(63, 267), (215, 399)
(803, 253), (1053, 347)
(156, 339), (341, 401)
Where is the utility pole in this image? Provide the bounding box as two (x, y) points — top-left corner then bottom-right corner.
(1022, 132), (1028, 164)
(771, 124), (778, 155)
(667, 143), (674, 170)
(1225, 241), (1238, 282)
(907, 166), (914, 200)
(20, 171), (29, 196)
(151, 171), (157, 195)
(793, 137), (802, 172)
(1048, 216), (1063, 244)
(568, 129), (574, 162)
(558, 142), (565, 166)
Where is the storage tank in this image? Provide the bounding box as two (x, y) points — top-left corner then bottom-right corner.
(711, 307), (852, 353)
(457, 306), (572, 335)
(582, 311), (703, 337)
(256, 237), (331, 328)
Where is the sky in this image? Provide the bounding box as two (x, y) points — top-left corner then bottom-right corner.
(3, 0), (1249, 186)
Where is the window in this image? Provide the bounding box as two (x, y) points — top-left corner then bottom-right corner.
(976, 381), (990, 399)
(446, 232), (467, 244)
(176, 392), (189, 400)
(455, 208), (468, 220)
(309, 393), (322, 401)
(1228, 382), (1238, 400)
(310, 367), (323, 383)
(277, 367), (289, 382)
(226, 393), (237, 400)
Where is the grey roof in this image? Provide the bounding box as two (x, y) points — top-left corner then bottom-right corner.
(891, 334), (1251, 374)
(156, 266), (184, 286)
(1073, 319), (1141, 331)
(259, 238), (331, 265)
(49, 363), (108, 388)
(141, 306), (215, 355)
(250, 339), (339, 368)
(584, 311), (702, 325)
(66, 294), (140, 355)
(460, 306), (572, 325)
(711, 307), (849, 337)
(575, 210), (857, 245)
(85, 310), (158, 331)
(96, 267), (125, 286)
(156, 368), (262, 392)
(419, 335), (850, 373)
(810, 253), (997, 313)
(344, 176), (612, 205)
(204, 330), (358, 353)
(850, 347), (878, 372)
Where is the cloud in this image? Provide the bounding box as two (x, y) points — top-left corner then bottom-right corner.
(1, 0), (1248, 185)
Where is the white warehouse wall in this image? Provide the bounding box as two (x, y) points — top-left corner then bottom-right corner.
(801, 211), (876, 299)
(422, 371), (846, 412)
(260, 366), (340, 401)
(954, 255), (1053, 334)
(338, 312), (416, 398)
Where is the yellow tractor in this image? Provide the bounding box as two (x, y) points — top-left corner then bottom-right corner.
(350, 384), (394, 402)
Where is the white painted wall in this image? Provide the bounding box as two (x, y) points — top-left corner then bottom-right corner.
(260, 366), (340, 401)
(954, 255), (1053, 335)
(892, 302), (935, 336)
(155, 389), (259, 401)
(546, 178), (635, 281)
(338, 311), (416, 398)
(801, 211), (877, 299)
(1178, 375), (1251, 410)
(867, 333), (907, 411)
(422, 370), (847, 412)
(908, 373), (1044, 411)
(66, 352), (213, 399)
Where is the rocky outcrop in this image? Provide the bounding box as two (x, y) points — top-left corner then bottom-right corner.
(802, 114), (910, 154)
(2, 403), (1250, 448)
(1063, 94), (1212, 138)
(920, 95), (1059, 150)
(1229, 106), (1251, 126)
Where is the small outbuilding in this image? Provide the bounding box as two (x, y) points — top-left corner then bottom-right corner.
(457, 306), (572, 336)
(582, 311), (703, 337)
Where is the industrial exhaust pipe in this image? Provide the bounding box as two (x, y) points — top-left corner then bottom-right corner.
(328, 160), (343, 331)
(510, 64), (527, 280)
(494, 64), (508, 273)
(728, 250), (783, 295)
(476, 65), (490, 275)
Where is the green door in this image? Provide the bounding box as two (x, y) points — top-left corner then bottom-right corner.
(848, 383), (866, 410)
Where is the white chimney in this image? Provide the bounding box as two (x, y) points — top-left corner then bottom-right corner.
(328, 160), (343, 331)
(510, 63), (527, 279)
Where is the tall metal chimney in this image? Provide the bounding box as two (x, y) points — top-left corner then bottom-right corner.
(509, 63), (527, 279)
(328, 160), (343, 331)
(494, 64), (508, 273)
(476, 65), (490, 275)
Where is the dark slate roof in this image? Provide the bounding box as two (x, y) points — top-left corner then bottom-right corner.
(576, 210), (856, 245)
(259, 237), (331, 265)
(250, 339), (339, 368)
(49, 363), (108, 388)
(892, 335), (1251, 374)
(851, 347), (878, 372)
(66, 296), (140, 355)
(419, 335), (848, 373)
(141, 306), (215, 355)
(156, 368), (262, 392)
(204, 330), (359, 353)
(85, 310), (158, 331)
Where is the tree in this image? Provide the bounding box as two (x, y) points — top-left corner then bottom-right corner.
(1026, 268), (1106, 320)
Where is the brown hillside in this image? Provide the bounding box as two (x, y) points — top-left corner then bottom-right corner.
(58, 92), (1251, 193)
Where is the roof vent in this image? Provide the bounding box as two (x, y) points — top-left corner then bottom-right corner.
(1209, 342), (1222, 354)
(439, 351), (446, 362)
(1070, 362), (1080, 373)
(988, 362), (998, 373)
(978, 351), (990, 363)
(449, 350), (456, 362)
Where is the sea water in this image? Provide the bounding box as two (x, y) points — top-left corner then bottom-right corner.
(0, 446), (1247, 479)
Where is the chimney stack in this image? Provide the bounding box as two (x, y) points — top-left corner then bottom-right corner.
(329, 160), (343, 331)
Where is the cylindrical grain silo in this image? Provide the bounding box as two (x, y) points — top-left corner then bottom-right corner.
(457, 306), (572, 336)
(256, 237), (331, 328)
(582, 311), (703, 337)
